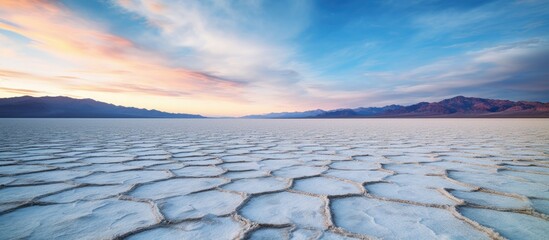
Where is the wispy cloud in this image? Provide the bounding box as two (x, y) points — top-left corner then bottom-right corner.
(0, 86), (42, 95)
(348, 39), (549, 106)
(113, 0), (315, 102)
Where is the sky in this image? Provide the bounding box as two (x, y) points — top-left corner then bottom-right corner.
(0, 0), (548, 116)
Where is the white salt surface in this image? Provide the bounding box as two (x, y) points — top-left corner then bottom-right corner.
(329, 161), (379, 170)
(172, 166), (225, 177)
(0, 164), (52, 175)
(293, 176), (363, 196)
(460, 207), (549, 239)
(222, 177), (288, 194)
(240, 191), (327, 229)
(531, 199), (549, 215)
(366, 182), (456, 205)
(129, 178), (228, 200)
(223, 170), (269, 179)
(40, 184), (133, 203)
(0, 199), (158, 239)
(272, 165), (327, 178)
(451, 190), (531, 209)
(0, 183), (75, 203)
(248, 227), (289, 239)
(332, 197), (489, 239)
(75, 170), (171, 185)
(160, 190), (244, 221)
(127, 216), (243, 240)
(324, 169), (391, 183)
(449, 171), (549, 198)
(0, 119), (547, 239)
(8, 170), (91, 184)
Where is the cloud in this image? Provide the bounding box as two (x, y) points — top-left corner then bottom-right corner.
(410, 0), (549, 42)
(113, 0), (314, 99)
(68, 83), (190, 97)
(355, 39), (549, 105)
(0, 86), (42, 95)
(0, 0), (246, 101)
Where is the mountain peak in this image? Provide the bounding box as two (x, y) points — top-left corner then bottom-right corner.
(245, 96), (549, 118)
(0, 96), (205, 118)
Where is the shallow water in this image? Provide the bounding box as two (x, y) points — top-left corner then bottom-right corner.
(0, 119), (548, 239)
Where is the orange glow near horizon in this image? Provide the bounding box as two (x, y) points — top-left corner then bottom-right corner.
(0, 0), (289, 117)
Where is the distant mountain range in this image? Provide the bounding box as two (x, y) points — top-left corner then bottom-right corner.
(1, 95), (548, 118)
(0, 96), (204, 118)
(244, 96), (549, 118)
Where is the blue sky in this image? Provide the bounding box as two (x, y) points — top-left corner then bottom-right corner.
(0, 0), (548, 116)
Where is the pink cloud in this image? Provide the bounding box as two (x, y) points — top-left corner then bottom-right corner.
(0, 0), (244, 101)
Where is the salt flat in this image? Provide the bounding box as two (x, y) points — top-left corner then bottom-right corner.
(0, 119), (548, 239)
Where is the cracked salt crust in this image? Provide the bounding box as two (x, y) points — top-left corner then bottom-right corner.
(0, 119), (548, 239)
